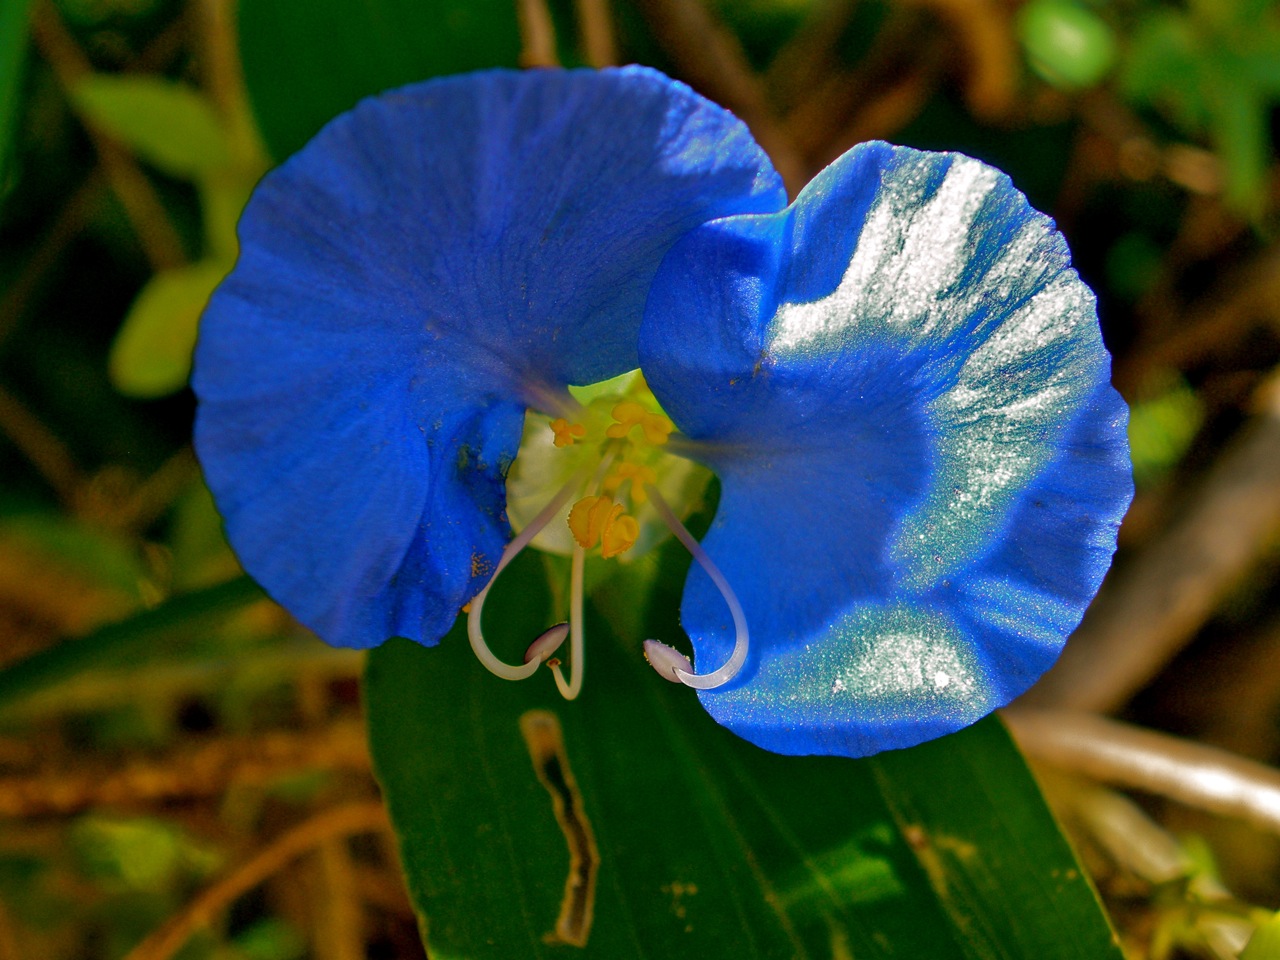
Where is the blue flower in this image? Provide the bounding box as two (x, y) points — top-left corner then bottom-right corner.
(194, 66), (784, 650)
(640, 143), (1132, 756)
(194, 66), (1131, 759)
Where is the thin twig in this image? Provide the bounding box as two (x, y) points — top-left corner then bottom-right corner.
(30, 2), (187, 271)
(1021, 371), (1280, 713)
(575, 0), (617, 67)
(808, 63), (936, 169)
(195, 0), (238, 119)
(315, 840), (365, 960)
(764, 0), (858, 114)
(1049, 777), (1194, 887)
(781, 8), (935, 162)
(900, 0), (1015, 120)
(7, 645), (362, 719)
(1005, 709), (1280, 837)
(517, 0), (560, 67)
(109, 446), (200, 532)
(0, 719), (370, 817)
(123, 801), (389, 960)
(1117, 244), (1280, 393)
(0, 383), (83, 505)
(633, 0), (808, 195)
(132, 9), (189, 74)
(195, 0), (265, 171)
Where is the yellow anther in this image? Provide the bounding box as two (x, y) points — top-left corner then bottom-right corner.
(568, 495), (615, 549)
(639, 412), (673, 446)
(567, 495), (638, 558)
(550, 417), (586, 448)
(605, 401), (645, 439)
(601, 512), (638, 558)
(603, 463), (658, 504)
(605, 401), (674, 446)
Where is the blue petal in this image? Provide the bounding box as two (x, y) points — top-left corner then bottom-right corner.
(194, 67), (785, 649)
(641, 142), (1132, 757)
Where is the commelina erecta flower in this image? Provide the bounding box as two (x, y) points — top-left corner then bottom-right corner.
(193, 65), (1133, 759)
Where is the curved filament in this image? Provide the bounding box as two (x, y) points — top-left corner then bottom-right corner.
(643, 484), (749, 690)
(467, 467), (588, 681)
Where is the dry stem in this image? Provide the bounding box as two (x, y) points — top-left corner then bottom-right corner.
(1021, 372), (1280, 713)
(30, 2), (187, 271)
(1006, 709), (1280, 836)
(634, 0), (808, 195)
(123, 801), (389, 960)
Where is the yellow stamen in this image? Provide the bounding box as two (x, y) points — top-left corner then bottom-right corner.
(639, 413), (673, 446)
(601, 513), (638, 558)
(568, 495), (615, 549)
(567, 495), (638, 558)
(550, 417), (587, 448)
(605, 401), (673, 446)
(602, 463), (658, 504)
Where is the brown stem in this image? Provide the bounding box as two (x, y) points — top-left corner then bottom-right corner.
(764, 0), (859, 114)
(30, 2), (187, 271)
(633, 0), (808, 196)
(1006, 709), (1280, 837)
(123, 801), (389, 960)
(575, 0), (617, 67)
(518, 0), (560, 67)
(0, 719), (370, 817)
(0, 173), (101, 354)
(0, 383), (83, 505)
(315, 840), (366, 960)
(1020, 371), (1280, 713)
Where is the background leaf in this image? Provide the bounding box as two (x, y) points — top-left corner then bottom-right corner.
(108, 259), (226, 398)
(365, 551), (1121, 960)
(70, 75), (230, 179)
(237, 0), (522, 161)
(1244, 912), (1280, 960)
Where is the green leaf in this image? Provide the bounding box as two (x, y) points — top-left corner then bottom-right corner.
(1244, 912), (1280, 960)
(0, 0), (33, 195)
(1121, 11), (1206, 130)
(1207, 70), (1269, 216)
(109, 259), (227, 398)
(1017, 0), (1117, 90)
(365, 552), (1121, 959)
(70, 75), (231, 179)
(238, 0), (522, 161)
(1, 511), (147, 601)
(1127, 375), (1203, 487)
(870, 724), (1122, 959)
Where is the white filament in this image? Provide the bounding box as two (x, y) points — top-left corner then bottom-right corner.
(547, 453), (617, 700)
(467, 468), (587, 681)
(548, 543), (587, 700)
(643, 485), (749, 690)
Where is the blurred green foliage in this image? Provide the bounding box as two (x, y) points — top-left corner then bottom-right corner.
(1121, 0), (1280, 216)
(1018, 0), (1117, 89)
(1, 0), (1280, 957)
(1128, 375), (1205, 487)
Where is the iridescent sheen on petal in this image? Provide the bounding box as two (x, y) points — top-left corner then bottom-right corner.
(194, 67), (785, 650)
(640, 142), (1132, 757)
